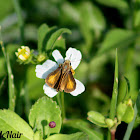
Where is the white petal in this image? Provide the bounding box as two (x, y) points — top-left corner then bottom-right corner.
(70, 79), (85, 96)
(52, 50), (64, 64)
(43, 83), (58, 97)
(35, 59), (58, 79)
(65, 47), (82, 70)
(18, 55), (26, 61)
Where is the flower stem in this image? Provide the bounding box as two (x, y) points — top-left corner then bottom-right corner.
(61, 92), (65, 121)
(0, 27), (6, 59)
(56, 92), (61, 108)
(111, 129), (116, 140)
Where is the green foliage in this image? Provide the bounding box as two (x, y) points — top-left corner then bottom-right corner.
(27, 65), (44, 100)
(95, 0), (128, 10)
(109, 50), (118, 119)
(64, 119), (103, 140)
(1, 0), (140, 139)
(0, 109), (34, 140)
(98, 29), (136, 55)
(46, 28), (71, 51)
(38, 24), (71, 54)
(38, 24), (50, 53)
(123, 93), (140, 140)
(87, 111), (107, 127)
(45, 132), (88, 140)
(33, 131), (43, 140)
(117, 100), (134, 123)
(29, 96), (62, 138)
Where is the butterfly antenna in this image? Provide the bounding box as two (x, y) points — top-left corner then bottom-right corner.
(69, 54), (72, 60)
(70, 58), (82, 62)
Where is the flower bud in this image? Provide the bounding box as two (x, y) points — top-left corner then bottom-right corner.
(37, 53), (46, 62)
(87, 111), (107, 127)
(117, 99), (134, 123)
(105, 118), (115, 128)
(126, 98), (133, 106)
(15, 46), (30, 61)
(49, 121), (56, 128)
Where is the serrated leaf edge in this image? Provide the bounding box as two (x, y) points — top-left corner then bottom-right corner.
(29, 96), (62, 129)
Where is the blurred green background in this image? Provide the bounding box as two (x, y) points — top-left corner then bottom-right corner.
(0, 0), (140, 139)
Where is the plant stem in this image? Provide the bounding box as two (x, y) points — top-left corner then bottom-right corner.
(61, 92), (65, 121)
(111, 130), (116, 140)
(0, 27), (6, 59)
(107, 49), (118, 140)
(0, 27), (16, 111)
(56, 92), (61, 108)
(12, 0), (24, 44)
(109, 49), (118, 119)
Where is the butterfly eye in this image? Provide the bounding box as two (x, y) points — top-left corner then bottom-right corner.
(70, 62), (71, 65)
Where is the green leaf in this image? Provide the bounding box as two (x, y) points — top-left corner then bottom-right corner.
(38, 24), (70, 53)
(124, 76), (130, 94)
(51, 36), (66, 57)
(79, 2), (106, 31)
(117, 101), (134, 123)
(134, 10), (140, 28)
(38, 24), (49, 53)
(64, 119), (103, 140)
(0, 0), (13, 20)
(97, 29), (137, 55)
(118, 48), (138, 103)
(33, 131), (43, 140)
(121, 106), (134, 123)
(29, 96), (62, 138)
(46, 28), (71, 51)
(109, 49), (118, 119)
(87, 111), (107, 127)
(95, 0), (128, 10)
(78, 1), (106, 48)
(0, 109), (34, 140)
(60, 2), (80, 24)
(45, 132), (88, 140)
(7, 53), (16, 111)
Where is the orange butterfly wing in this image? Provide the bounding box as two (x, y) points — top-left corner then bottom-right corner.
(60, 71), (76, 93)
(45, 66), (62, 89)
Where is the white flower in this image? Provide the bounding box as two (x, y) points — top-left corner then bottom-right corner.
(15, 46), (30, 61)
(35, 47), (85, 97)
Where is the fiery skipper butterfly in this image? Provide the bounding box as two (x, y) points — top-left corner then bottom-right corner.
(45, 60), (76, 93)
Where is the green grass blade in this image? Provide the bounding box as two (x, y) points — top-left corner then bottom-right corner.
(107, 49), (118, 140)
(0, 27), (16, 111)
(7, 54), (16, 111)
(109, 49), (118, 119)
